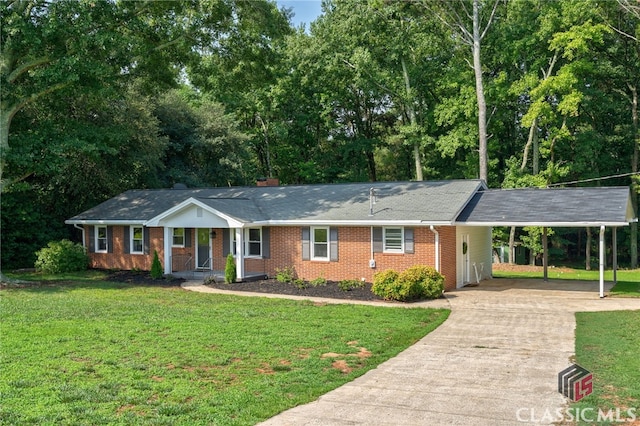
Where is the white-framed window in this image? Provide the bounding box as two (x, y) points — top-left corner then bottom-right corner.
(383, 227), (404, 253)
(131, 226), (144, 254)
(172, 228), (185, 247)
(96, 225), (108, 253)
(245, 228), (262, 257)
(311, 227), (329, 260)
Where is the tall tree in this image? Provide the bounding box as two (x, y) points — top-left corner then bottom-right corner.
(422, 0), (502, 183)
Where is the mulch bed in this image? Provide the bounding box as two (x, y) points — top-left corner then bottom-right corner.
(205, 278), (385, 302)
(105, 270), (384, 301)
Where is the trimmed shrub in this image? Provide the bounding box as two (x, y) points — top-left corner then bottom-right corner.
(398, 265), (444, 300)
(371, 269), (400, 300)
(224, 253), (236, 284)
(372, 266), (444, 302)
(34, 240), (89, 274)
(150, 250), (163, 279)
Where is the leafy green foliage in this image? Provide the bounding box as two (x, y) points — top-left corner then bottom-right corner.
(275, 266), (296, 283)
(338, 279), (365, 292)
(224, 253), (236, 284)
(150, 251), (163, 279)
(34, 240), (88, 274)
(372, 266), (444, 301)
(309, 276), (327, 287)
(371, 269), (400, 300)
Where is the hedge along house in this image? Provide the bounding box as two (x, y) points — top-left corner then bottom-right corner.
(65, 180), (636, 293)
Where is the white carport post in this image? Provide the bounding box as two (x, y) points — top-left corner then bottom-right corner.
(163, 227), (172, 275)
(599, 225), (605, 298)
(612, 227), (618, 285)
(542, 227), (548, 282)
(235, 228), (245, 282)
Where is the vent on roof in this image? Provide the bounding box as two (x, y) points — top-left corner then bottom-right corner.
(173, 183), (188, 189)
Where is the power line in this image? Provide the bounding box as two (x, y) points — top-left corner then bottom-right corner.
(546, 172), (640, 187)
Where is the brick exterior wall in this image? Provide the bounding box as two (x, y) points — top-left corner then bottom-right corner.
(86, 225), (458, 291)
(86, 226), (164, 271)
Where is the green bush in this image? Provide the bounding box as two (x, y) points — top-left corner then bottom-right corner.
(224, 253), (236, 284)
(150, 250), (163, 279)
(34, 240), (89, 274)
(371, 269), (401, 300)
(372, 266), (444, 302)
(338, 279), (364, 291)
(275, 266), (296, 283)
(293, 278), (307, 289)
(309, 276), (327, 287)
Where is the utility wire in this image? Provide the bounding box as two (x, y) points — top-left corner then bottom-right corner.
(546, 172), (640, 187)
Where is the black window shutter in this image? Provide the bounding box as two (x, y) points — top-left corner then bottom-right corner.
(404, 228), (414, 254)
(144, 227), (150, 255)
(222, 229), (230, 257)
(88, 226), (95, 253)
(302, 227), (310, 260)
(124, 226), (130, 254)
(107, 226), (114, 254)
(372, 227), (383, 253)
(262, 227), (270, 259)
(185, 228), (192, 247)
(329, 227), (338, 261)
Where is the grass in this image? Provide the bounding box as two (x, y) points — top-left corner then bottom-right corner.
(572, 310), (640, 424)
(492, 266), (640, 297)
(0, 272), (449, 425)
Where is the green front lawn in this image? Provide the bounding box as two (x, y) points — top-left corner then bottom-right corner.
(572, 310), (640, 424)
(0, 274), (449, 425)
(492, 266), (640, 297)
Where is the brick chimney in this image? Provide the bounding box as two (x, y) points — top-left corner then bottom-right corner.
(257, 178), (280, 187)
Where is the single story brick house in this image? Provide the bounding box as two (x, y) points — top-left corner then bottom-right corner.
(65, 180), (635, 292)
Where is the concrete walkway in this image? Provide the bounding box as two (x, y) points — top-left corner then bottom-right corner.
(182, 279), (639, 425)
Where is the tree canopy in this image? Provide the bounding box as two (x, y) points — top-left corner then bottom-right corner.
(1, 0), (638, 269)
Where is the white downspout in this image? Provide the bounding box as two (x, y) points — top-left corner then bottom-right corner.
(430, 225), (440, 272)
(74, 224), (86, 247)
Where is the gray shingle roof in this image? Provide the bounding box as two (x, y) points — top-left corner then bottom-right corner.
(67, 180), (486, 225)
(455, 187), (635, 226)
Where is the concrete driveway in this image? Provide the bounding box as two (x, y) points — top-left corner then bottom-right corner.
(251, 279), (640, 425)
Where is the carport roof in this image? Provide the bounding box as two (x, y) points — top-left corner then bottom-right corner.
(456, 186), (636, 227)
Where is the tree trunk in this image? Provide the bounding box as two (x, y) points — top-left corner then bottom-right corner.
(472, 0), (488, 183)
(401, 57), (423, 181)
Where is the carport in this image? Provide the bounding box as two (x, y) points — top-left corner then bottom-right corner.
(456, 186), (637, 298)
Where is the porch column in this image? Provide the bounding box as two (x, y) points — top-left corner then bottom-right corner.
(164, 227), (172, 275)
(599, 225), (605, 298)
(235, 228), (245, 281)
